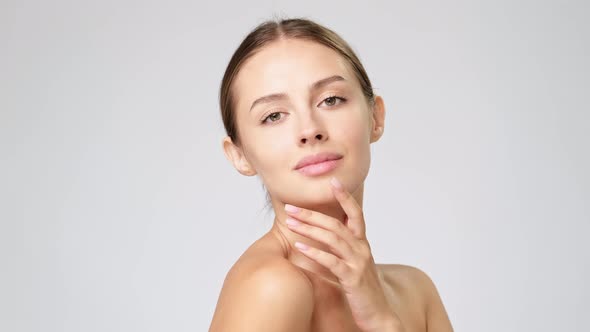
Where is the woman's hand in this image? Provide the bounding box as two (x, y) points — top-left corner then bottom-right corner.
(284, 177), (404, 332)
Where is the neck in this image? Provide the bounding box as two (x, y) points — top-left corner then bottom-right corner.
(269, 183), (365, 285)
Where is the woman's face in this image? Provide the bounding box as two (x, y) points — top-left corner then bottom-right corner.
(225, 38), (384, 207)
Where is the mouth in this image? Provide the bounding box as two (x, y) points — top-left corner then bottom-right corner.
(294, 152), (343, 176)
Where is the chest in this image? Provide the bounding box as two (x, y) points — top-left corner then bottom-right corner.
(307, 276), (426, 332)
(308, 284), (361, 332)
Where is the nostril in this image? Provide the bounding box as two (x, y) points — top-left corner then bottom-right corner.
(300, 134), (324, 144)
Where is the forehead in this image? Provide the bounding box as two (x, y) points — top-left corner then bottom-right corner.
(233, 38), (356, 111)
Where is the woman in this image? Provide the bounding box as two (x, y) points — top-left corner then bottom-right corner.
(209, 17), (454, 332)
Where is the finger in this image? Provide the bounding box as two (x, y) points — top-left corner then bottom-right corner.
(286, 218), (354, 260)
(285, 204), (356, 245)
(330, 177), (366, 239)
(294, 242), (350, 279)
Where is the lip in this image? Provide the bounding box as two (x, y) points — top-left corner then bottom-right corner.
(296, 159), (342, 176)
(294, 152), (343, 170)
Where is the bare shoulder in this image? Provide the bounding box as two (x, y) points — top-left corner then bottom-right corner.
(379, 264), (454, 332)
(209, 241), (314, 332)
(378, 263), (437, 295)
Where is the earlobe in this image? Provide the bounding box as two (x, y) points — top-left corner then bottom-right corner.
(222, 136), (257, 176)
(370, 95), (386, 143)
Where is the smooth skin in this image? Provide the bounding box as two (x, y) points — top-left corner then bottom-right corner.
(210, 38), (453, 331)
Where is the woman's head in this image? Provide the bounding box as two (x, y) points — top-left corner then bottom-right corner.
(220, 17), (385, 208)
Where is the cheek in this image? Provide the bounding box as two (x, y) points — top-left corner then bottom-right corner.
(337, 114), (372, 170)
(245, 133), (291, 174)
(338, 112), (371, 147)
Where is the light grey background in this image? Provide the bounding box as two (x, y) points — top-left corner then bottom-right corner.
(1, 0), (588, 331)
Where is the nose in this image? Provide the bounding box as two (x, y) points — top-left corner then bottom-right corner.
(297, 113), (328, 145)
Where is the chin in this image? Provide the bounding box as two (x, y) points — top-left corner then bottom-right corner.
(299, 190), (337, 206)
(292, 178), (345, 205)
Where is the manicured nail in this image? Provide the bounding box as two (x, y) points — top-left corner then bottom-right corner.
(285, 218), (300, 227)
(294, 242), (309, 250)
(330, 177), (342, 190)
(285, 204), (300, 213)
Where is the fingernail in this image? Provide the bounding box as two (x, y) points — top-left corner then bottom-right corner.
(330, 177), (342, 190)
(285, 204), (300, 213)
(294, 242), (309, 250)
(285, 218), (300, 227)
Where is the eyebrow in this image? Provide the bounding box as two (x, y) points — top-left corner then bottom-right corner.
(249, 75), (347, 112)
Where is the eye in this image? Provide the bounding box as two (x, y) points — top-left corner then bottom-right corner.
(319, 95), (347, 107)
(260, 95), (347, 125)
(261, 111), (284, 124)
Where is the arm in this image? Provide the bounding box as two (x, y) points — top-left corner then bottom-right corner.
(208, 260), (314, 332)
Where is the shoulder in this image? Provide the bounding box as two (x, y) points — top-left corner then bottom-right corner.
(209, 249), (314, 332)
(379, 264), (454, 331)
(378, 264), (432, 306)
(379, 263), (436, 291)
(230, 255), (314, 304)
(379, 263), (444, 307)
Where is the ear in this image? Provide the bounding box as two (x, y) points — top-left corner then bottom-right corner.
(369, 95), (385, 143)
(222, 136), (257, 176)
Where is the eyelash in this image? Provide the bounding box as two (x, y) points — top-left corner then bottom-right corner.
(260, 95), (347, 124)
